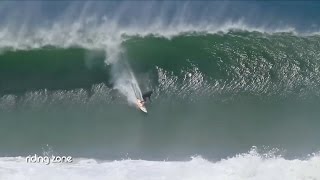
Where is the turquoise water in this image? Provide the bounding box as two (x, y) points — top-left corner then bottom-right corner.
(0, 32), (320, 160)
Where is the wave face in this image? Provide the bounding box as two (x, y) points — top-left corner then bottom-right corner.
(1, 32), (320, 99)
(1, 32), (320, 160)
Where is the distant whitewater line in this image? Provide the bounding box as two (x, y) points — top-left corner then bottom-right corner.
(0, 149), (319, 180)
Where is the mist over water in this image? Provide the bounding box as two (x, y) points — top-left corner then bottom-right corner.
(111, 59), (142, 105)
(0, 1), (320, 51)
(105, 42), (142, 105)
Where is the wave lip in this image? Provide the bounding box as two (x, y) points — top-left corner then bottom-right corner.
(2, 1), (320, 51)
(0, 21), (301, 52)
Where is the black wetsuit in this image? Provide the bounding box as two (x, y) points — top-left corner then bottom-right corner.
(142, 91), (153, 102)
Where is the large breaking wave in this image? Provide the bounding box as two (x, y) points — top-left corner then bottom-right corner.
(1, 2), (320, 179)
(1, 32), (320, 103)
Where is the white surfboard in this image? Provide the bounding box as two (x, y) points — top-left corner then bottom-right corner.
(131, 83), (147, 113)
(139, 105), (147, 113)
(136, 99), (147, 113)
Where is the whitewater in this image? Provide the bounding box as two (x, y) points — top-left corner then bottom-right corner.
(0, 153), (319, 180)
(0, 1), (315, 52)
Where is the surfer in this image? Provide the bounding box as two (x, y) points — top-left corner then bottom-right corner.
(137, 91), (152, 105)
(137, 99), (145, 107)
(137, 90), (153, 105)
(136, 90), (152, 113)
(142, 90), (153, 102)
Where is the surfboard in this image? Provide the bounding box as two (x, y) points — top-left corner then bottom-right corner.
(132, 83), (147, 113)
(137, 99), (147, 113)
(139, 105), (147, 113)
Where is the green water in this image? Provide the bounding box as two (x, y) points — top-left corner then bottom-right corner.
(1, 32), (320, 160)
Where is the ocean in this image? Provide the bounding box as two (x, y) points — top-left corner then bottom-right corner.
(0, 1), (319, 180)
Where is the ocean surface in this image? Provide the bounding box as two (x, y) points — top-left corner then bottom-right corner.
(0, 1), (320, 179)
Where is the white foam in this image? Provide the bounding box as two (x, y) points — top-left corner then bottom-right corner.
(105, 39), (142, 105)
(0, 20), (297, 52)
(0, 151), (319, 180)
(112, 64), (143, 105)
(0, 2), (302, 51)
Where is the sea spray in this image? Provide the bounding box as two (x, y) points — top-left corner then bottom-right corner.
(105, 42), (142, 105)
(111, 60), (143, 105)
